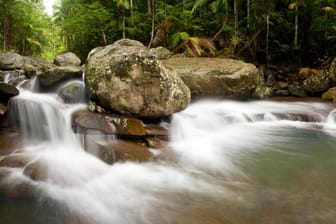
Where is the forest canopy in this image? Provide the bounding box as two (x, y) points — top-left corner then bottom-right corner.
(0, 0), (335, 66)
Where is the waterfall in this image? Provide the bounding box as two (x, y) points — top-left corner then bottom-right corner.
(8, 90), (85, 144)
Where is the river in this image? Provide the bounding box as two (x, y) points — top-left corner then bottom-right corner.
(0, 77), (336, 223)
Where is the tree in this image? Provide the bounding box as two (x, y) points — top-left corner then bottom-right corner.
(114, 0), (130, 39)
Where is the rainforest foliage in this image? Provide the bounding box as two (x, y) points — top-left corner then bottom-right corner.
(0, 0), (335, 65)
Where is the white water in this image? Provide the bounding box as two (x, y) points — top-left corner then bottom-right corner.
(2, 86), (336, 223)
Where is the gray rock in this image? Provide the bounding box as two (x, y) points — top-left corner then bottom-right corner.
(54, 52), (81, 66)
(38, 66), (83, 88)
(162, 58), (259, 97)
(0, 53), (24, 70)
(0, 70), (26, 85)
(288, 84), (307, 97)
(252, 86), (273, 99)
(0, 83), (19, 103)
(329, 58), (336, 84)
(85, 39), (191, 117)
(302, 75), (330, 94)
(150, 47), (171, 59)
(23, 56), (53, 77)
(58, 82), (87, 104)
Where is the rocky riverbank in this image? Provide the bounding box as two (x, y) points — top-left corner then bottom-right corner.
(0, 39), (335, 168)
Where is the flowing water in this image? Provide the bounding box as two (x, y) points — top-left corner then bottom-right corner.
(1, 80), (336, 223)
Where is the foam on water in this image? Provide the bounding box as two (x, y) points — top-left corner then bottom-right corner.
(2, 94), (336, 223)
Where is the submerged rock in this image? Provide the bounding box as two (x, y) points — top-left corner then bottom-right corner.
(54, 52), (81, 66)
(94, 140), (154, 164)
(162, 58), (259, 97)
(85, 39), (190, 117)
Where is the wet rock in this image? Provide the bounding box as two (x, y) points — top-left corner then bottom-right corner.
(144, 124), (169, 141)
(145, 138), (168, 149)
(0, 53), (24, 70)
(23, 160), (48, 181)
(150, 46), (171, 59)
(96, 140), (154, 163)
(162, 58), (259, 97)
(0, 102), (7, 116)
(22, 64), (37, 78)
(58, 82), (87, 104)
(0, 132), (23, 155)
(0, 153), (33, 168)
(38, 66), (83, 89)
(85, 39), (190, 117)
(0, 70), (26, 85)
(72, 109), (146, 136)
(322, 87), (336, 101)
(54, 52), (81, 66)
(0, 83), (19, 103)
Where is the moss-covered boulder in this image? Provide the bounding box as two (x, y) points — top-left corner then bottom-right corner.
(322, 87), (336, 101)
(85, 39), (190, 117)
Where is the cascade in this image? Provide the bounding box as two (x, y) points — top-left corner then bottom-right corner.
(1, 77), (336, 223)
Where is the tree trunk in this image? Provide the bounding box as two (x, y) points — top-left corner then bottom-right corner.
(102, 31), (107, 44)
(266, 13), (270, 63)
(148, 0), (155, 48)
(122, 7), (126, 39)
(247, 0), (250, 28)
(212, 7), (228, 41)
(147, 0), (152, 14)
(294, 3), (298, 47)
(130, 0), (133, 25)
(183, 0), (186, 26)
(234, 0), (238, 37)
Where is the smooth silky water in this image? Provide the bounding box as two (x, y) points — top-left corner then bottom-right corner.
(1, 82), (336, 223)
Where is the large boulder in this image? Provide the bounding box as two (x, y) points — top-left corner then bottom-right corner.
(0, 53), (24, 70)
(162, 58), (259, 97)
(54, 52), (81, 66)
(38, 66), (83, 89)
(85, 39), (191, 117)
